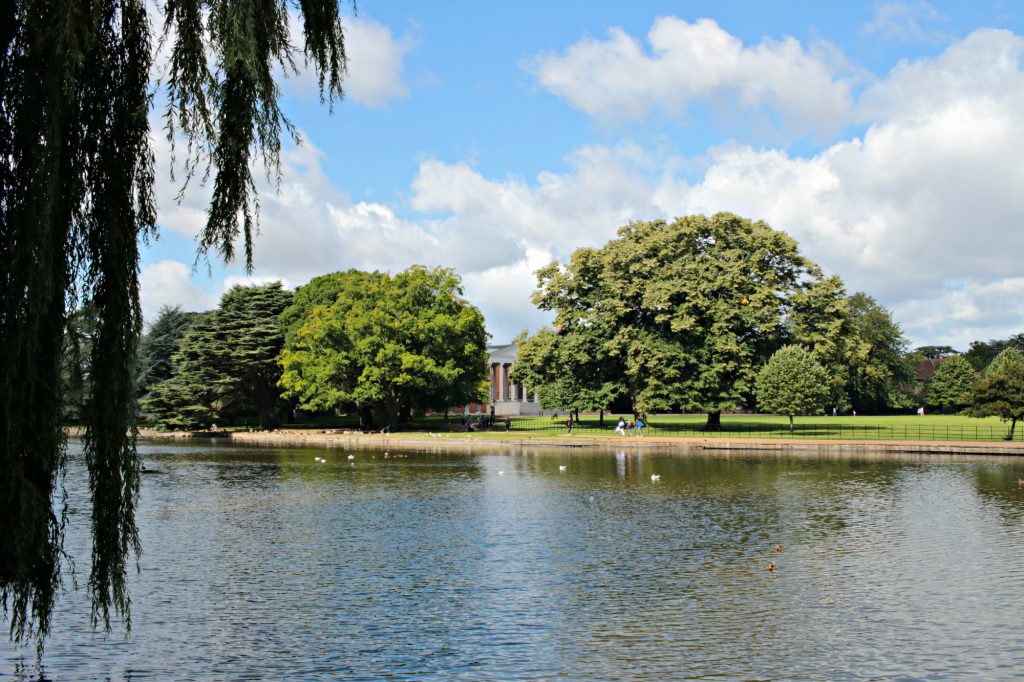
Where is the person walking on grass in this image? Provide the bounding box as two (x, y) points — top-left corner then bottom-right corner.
(635, 417), (645, 437)
(615, 416), (626, 436)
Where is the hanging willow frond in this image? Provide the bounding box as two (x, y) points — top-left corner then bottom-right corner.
(165, 0), (347, 272)
(1, 0), (348, 649)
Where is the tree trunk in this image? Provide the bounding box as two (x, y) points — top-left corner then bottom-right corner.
(599, 408), (604, 427)
(789, 414), (794, 432)
(704, 410), (722, 431)
(259, 408), (279, 430)
(1008, 418), (1017, 441)
(359, 406), (375, 430)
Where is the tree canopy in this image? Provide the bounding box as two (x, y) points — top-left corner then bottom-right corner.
(144, 283), (293, 430)
(1, 0), (348, 645)
(967, 348), (1024, 440)
(278, 267), (489, 428)
(843, 293), (912, 413)
(964, 334), (1024, 372)
(925, 355), (975, 413)
(510, 326), (623, 418)
(521, 213), (834, 428)
(136, 305), (205, 401)
(755, 345), (830, 431)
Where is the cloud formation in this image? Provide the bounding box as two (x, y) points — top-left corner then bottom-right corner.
(862, 1), (947, 44)
(531, 17), (855, 137)
(143, 25), (1024, 351)
(280, 14), (413, 107)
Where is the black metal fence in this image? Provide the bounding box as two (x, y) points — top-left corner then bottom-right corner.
(482, 417), (1022, 442)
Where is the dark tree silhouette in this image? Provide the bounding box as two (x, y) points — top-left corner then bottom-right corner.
(1, 0), (347, 645)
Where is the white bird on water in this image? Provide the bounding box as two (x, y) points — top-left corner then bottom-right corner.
(498, 470), (506, 476)
(559, 465), (567, 472)
(651, 474), (661, 482)
(347, 454), (355, 461)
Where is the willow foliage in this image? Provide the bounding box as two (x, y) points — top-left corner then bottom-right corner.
(1, 0), (347, 646)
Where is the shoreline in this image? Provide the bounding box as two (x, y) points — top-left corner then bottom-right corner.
(111, 427), (1024, 458)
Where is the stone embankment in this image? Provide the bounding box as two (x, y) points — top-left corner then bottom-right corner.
(222, 429), (1024, 458)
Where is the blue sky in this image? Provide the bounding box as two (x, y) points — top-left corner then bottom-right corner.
(143, 1), (1024, 350)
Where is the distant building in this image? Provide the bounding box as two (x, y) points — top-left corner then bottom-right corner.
(462, 343), (543, 416)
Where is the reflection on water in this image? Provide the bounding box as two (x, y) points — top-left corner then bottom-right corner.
(5, 441), (1024, 680)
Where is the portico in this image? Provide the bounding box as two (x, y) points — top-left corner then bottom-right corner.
(463, 343), (543, 416)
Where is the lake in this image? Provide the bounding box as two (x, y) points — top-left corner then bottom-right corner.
(4, 439), (1024, 680)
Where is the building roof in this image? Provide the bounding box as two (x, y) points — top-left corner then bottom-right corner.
(487, 343), (518, 364)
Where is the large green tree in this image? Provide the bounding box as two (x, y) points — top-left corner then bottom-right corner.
(136, 306), (204, 401)
(967, 348), (1024, 440)
(527, 213), (833, 429)
(755, 345), (830, 432)
(510, 326), (623, 422)
(843, 292), (912, 413)
(964, 334), (1024, 372)
(925, 354), (975, 413)
(785, 274), (852, 411)
(1, 0), (347, 643)
(145, 283), (293, 430)
(278, 267), (489, 428)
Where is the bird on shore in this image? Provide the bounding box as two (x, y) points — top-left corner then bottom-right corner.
(651, 474), (661, 481)
(766, 561), (778, 572)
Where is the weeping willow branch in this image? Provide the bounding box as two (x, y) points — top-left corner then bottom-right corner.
(1, 0), (348, 648)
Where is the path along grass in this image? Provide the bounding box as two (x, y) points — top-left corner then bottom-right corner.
(281, 413), (1020, 443)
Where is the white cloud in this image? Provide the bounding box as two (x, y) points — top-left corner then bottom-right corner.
(281, 14), (413, 107)
(411, 143), (659, 261)
(343, 17), (414, 107)
(140, 260), (219, 325)
(147, 27), (1024, 349)
(530, 16), (855, 137)
(462, 248), (556, 344)
(862, 1), (947, 44)
(652, 29), (1024, 348)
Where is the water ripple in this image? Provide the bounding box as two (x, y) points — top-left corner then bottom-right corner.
(4, 444), (1024, 680)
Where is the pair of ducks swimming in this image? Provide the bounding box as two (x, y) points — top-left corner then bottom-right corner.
(767, 544), (784, 571)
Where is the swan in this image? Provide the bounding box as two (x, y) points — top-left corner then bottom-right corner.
(498, 470), (506, 475)
(559, 465), (567, 472)
(347, 454), (355, 461)
(650, 474), (661, 481)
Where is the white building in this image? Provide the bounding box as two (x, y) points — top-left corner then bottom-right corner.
(463, 343), (543, 416)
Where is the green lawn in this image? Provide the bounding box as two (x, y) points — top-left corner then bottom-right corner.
(278, 412), (1020, 442)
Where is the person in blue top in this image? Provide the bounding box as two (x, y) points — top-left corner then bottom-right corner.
(635, 417), (645, 437)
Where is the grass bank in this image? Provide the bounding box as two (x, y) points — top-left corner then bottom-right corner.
(262, 412), (1020, 443)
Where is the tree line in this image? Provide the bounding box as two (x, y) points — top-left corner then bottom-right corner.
(61, 211), (1020, 439)
(87, 267), (492, 432)
(508, 213), (1024, 436)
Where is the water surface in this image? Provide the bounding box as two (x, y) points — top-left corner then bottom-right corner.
(4, 440), (1024, 680)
